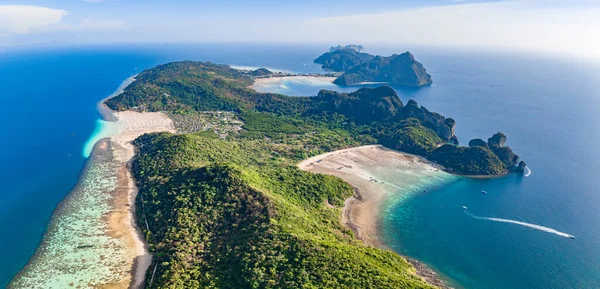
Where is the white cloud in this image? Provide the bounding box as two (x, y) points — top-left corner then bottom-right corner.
(0, 5), (125, 40)
(303, 1), (600, 59)
(1, 1), (598, 60)
(50, 18), (126, 32)
(0, 5), (69, 34)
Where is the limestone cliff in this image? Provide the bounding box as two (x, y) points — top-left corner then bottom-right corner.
(334, 52), (432, 87)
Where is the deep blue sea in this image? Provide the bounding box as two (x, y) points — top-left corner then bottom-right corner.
(1, 44), (599, 289)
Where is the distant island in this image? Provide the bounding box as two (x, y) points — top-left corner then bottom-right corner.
(329, 44), (366, 53)
(314, 45), (374, 72)
(105, 61), (525, 288)
(314, 45), (433, 87)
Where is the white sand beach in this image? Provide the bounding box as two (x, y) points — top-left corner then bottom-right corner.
(299, 145), (453, 288)
(298, 145), (443, 247)
(106, 110), (174, 288)
(9, 74), (175, 289)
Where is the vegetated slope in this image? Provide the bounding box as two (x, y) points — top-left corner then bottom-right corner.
(107, 61), (522, 175)
(133, 132), (436, 288)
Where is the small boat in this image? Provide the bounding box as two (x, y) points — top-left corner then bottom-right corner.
(569, 236), (576, 239)
(481, 190), (488, 195)
(462, 206), (468, 210)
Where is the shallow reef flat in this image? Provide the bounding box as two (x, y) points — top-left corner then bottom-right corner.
(9, 75), (167, 289)
(9, 140), (135, 288)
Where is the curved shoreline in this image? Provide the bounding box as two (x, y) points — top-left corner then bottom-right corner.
(100, 80), (176, 288)
(9, 76), (174, 288)
(251, 75), (337, 90)
(298, 145), (455, 288)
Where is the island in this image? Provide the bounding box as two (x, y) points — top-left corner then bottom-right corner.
(334, 52), (433, 87)
(313, 45), (374, 72)
(105, 61), (524, 288)
(314, 45), (433, 87)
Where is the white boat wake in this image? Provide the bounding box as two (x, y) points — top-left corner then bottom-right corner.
(465, 211), (574, 239)
(524, 166), (532, 177)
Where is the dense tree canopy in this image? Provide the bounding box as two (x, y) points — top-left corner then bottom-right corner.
(133, 133), (436, 288)
(106, 61), (524, 287)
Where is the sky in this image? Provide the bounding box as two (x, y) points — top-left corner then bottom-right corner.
(0, 0), (599, 59)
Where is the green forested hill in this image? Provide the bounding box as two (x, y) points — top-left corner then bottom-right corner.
(107, 61), (520, 175)
(133, 133), (436, 288)
(107, 61), (524, 287)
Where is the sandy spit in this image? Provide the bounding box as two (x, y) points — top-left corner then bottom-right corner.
(99, 75), (175, 288)
(105, 110), (175, 289)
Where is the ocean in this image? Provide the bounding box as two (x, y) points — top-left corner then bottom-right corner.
(1, 44), (599, 288)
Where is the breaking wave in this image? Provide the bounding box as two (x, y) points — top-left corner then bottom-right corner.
(524, 166), (532, 177)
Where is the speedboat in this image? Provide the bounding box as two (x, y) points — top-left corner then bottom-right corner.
(481, 190), (488, 194)
(569, 236), (576, 239)
(462, 206), (468, 210)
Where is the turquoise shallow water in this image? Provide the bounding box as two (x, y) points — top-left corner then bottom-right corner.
(375, 51), (600, 289)
(9, 140), (131, 288)
(82, 119), (120, 158)
(254, 49), (600, 289)
(3, 44), (600, 288)
(0, 46), (148, 286)
(0, 44), (330, 287)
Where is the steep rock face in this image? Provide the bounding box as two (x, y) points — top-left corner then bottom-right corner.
(314, 48), (374, 72)
(449, 135), (459, 145)
(516, 161), (527, 172)
(314, 87), (456, 143)
(485, 132), (520, 168)
(402, 99), (455, 141)
(492, 146), (520, 168)
(334, 52), (432, 87)
(469, 139), (489, 149)
(488, 132), (507, 148)
(316, 86), (403, 123)
(445, 118), (456, 137)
